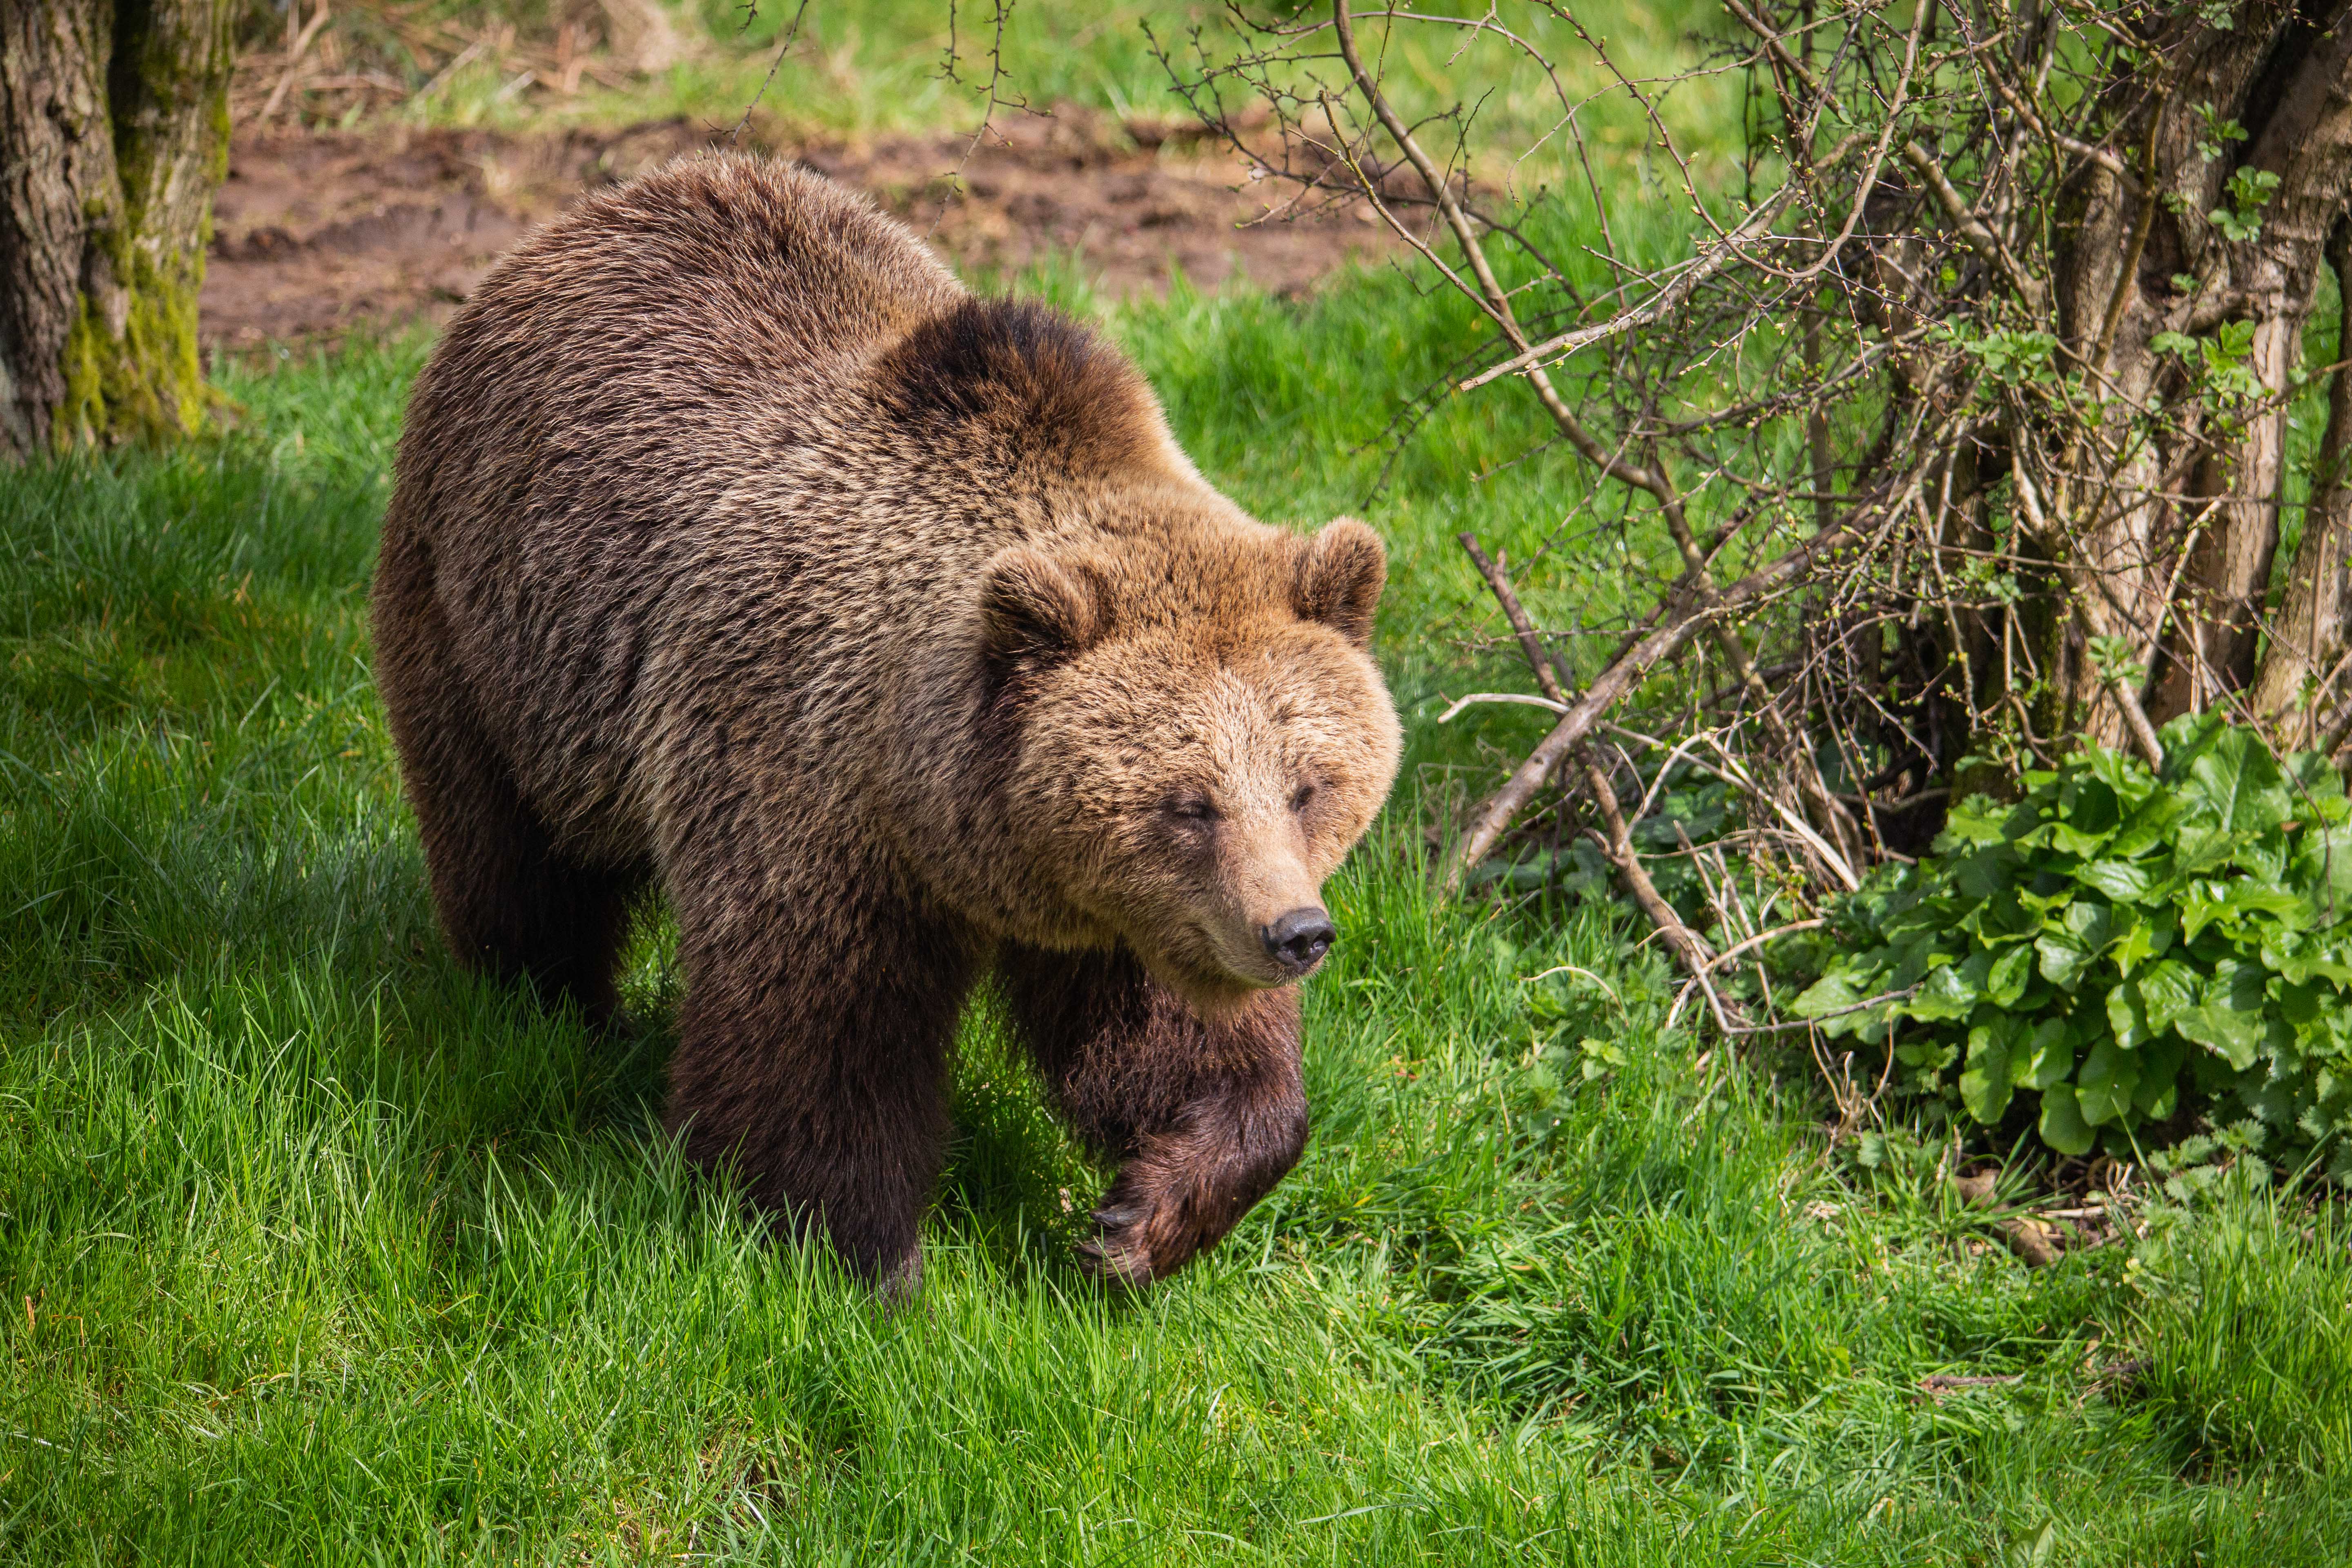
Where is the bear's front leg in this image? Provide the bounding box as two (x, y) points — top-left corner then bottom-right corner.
(666, 858), (982, 1294)
(1000, 945), (1310, 1285)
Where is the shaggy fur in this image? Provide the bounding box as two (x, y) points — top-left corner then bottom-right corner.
(373, 154), (1401, 1290)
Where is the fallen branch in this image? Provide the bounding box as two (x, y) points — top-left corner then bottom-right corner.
(1440, 514), (1867, 890)
(1457, 533), (1723, 1002)
(1916, 1372), (2024, 1399)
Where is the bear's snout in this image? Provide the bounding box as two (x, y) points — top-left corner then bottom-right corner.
(1260, 906), (1336, 977)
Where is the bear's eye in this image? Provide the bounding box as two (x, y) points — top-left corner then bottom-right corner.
(1291, 783), (1316, 813)
(1167, 795), (1221, 822)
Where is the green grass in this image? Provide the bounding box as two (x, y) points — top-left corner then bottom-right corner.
(324, 0), (1749, 192)
(6, 259), (2352, 1562)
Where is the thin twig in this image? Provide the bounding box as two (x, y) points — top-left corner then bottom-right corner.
(1458, 532), (1722, 996)
(258, 0), (334, 124)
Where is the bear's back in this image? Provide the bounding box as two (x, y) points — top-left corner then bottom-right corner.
(395, 155), (961, 533)
(421, 155), (955, 423)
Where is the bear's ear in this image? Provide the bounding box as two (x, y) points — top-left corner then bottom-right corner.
(980, 546), (1107, 668)
(1292, 517), (1386, 648)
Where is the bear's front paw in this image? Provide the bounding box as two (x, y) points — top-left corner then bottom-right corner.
(1074, 1095), (1309, 1285)
(1072, 1154), (1224, 1287)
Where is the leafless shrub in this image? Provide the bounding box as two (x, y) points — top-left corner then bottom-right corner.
(1154, 1), (2352, 987)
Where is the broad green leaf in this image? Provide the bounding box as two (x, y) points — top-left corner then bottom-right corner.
(2109, 792), (2188, 858)
(1961, 1018), (2018, 1123)
(2018, 886), (2071, 916)
(2172, 826), (2242, 876)
(2037, 930), (2091, 988)
(2184, 879), (2309, 942)
(2278, 977), (2328, 1028)
(1912, 957), (1982, 1022)
(2036, 905), (2109, 989)
(1980, 889), (2039, 940)
(2039, 821), (2115, 858)
(2292, 824), (2352, 915)
(2076, 1036), (2141, 1126)
(2109, 904), (2175, 976)
(2132, 1034), (2188, 1120)
(2078, 860), (2155, 902)
(2183, 724), (2293, 833)
(1793, 969), (1864, 1018)
(2157, 709), (2232, 780)
(2286, 748), (2349, 808)
(1888, 936), (1945, 991)
(2064, 898), (2115, 947)
(2039, 1083), (2096, 1155)
(2023, 1016), (2075, 1089)
(1953, 848), (2024, 900)
(2265, 939), (2352, 989)
(2180, 880), (2229, 942)
(1936, 796), (2012, 850)
(1986, 943), (2035, 1007)
(2107, 958), (2198, 1048)
(2063, 778), (2124, 836)
(2083, 745), (2156, 806)
(2231, 882), (2311, 928)
(2174, 959), (2269, 1069)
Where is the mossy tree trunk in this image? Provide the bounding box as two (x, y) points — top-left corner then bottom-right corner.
(0, 0), (234, 459)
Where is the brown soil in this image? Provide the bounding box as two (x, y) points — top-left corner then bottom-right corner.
(202, 109), (1388, 350)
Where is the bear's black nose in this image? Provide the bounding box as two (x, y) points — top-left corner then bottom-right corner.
(1262, 907), (1336, 975)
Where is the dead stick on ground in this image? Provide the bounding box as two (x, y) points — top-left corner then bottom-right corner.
(1457, 533), (1727, 1014)
(258, 0), (333, 124)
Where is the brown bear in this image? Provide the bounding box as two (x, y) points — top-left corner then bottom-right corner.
(372, 153), (1401, 1292)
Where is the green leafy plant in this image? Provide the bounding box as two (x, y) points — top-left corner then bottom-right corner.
(2152, 319), (2266, 410)
(2211, 165), (2280, 243)
(2193, 102), (2248, 162)
(1779, 716), (2352, 1171)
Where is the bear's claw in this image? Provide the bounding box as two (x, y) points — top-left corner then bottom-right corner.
(1078, 1194), (1166, 1287)
(1074, 1235), (1154, 1289)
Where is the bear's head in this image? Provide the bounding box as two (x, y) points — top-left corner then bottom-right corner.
(982, 515), (1403, 1013)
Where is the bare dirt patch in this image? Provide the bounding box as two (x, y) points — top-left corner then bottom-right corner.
(202, 109), (1388, 350)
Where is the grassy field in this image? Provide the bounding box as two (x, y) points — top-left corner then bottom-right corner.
(337, 0), (1747, 171)
(4, 255), (2351, 1562)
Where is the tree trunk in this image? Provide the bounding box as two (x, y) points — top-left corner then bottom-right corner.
(2047, 13), (2272, 746)
(0, 0), (234, 459)
(2182, 0), (2352, 704)
(2251, 220), (2352, 745)
(2045, 2), (2352, 739)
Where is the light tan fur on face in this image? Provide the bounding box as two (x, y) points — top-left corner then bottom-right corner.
(998, 521), (1400, 1014)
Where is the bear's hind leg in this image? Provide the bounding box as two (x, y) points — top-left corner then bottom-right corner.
(999, 945), (1309, 1285)
(376, 532), (639, 1026)
(396, 703), (638, 1024)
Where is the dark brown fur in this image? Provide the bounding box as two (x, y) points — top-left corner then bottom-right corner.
(372, 154), (1399, 1290)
